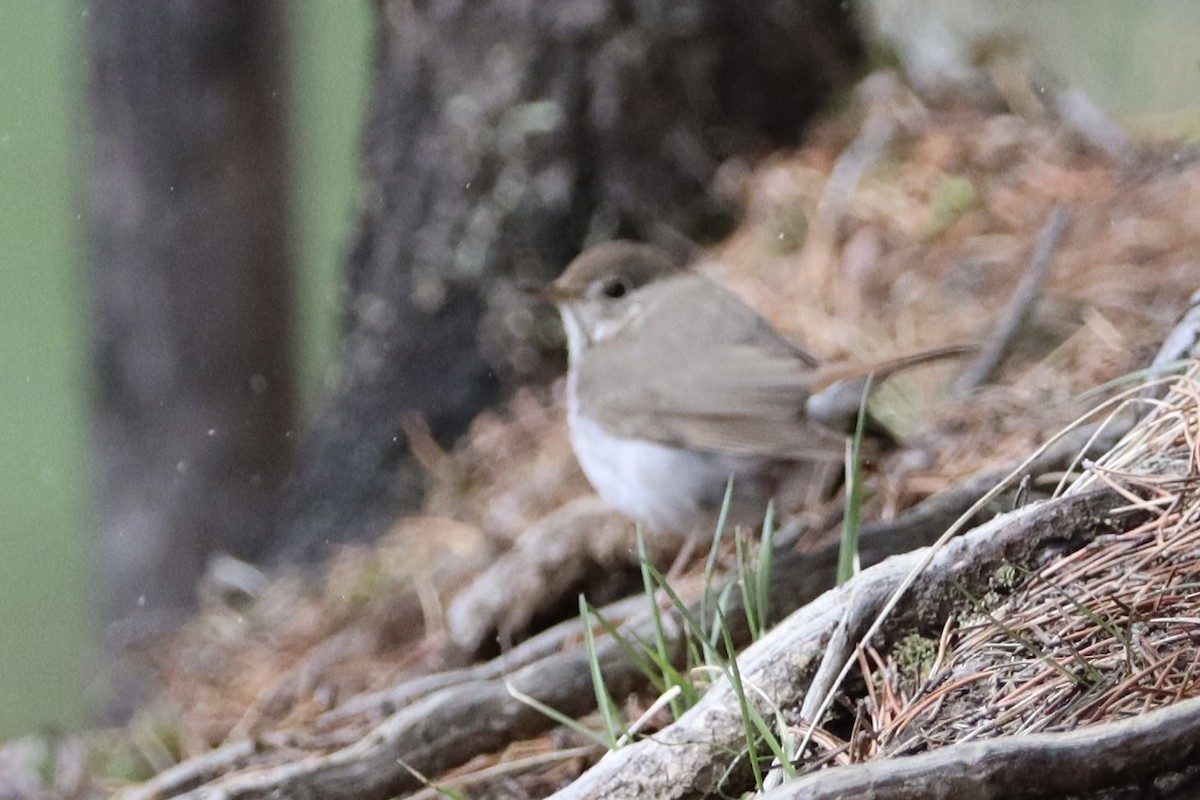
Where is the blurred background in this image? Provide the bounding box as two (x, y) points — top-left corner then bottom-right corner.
(0, 2), (370, 737)
(0, 0), (1196, 740)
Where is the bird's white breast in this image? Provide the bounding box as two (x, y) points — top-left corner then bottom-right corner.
(566, 372), (758, 533)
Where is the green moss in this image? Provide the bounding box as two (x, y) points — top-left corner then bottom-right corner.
(927, 175), (977, 237)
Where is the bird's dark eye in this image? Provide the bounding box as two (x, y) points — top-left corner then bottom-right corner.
(602, 278), (629, 299)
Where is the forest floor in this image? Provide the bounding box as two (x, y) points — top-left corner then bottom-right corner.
(8, 73), (1200, 799)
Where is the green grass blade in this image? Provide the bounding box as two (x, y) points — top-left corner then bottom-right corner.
(590, 606), (701, 713)
(715, 606), (765, 790)
(587, 601), (667, 696)
(837, 374), (872, 584)
(638, 529), (692, 681)
(709, 581), (737, 655)
(700, 477), (736, 640)
(735, 526), (760, 641)
(396, 759), (471, 800)
(580, 595), (626, 746)
(756, 502), (775, 631)
(505, 680), (614, 750)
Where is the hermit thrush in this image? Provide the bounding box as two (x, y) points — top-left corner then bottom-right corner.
(542, 240), (966, 535)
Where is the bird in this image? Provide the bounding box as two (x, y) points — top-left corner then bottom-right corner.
(539, 239), (968, 537)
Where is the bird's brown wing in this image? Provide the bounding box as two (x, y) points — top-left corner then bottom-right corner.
(575, 277), (845, 461)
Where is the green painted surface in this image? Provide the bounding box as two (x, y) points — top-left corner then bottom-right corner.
(0, 2), (89, 737)
(291, 4), (372, 409)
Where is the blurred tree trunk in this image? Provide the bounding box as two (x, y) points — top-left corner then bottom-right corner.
(272, 0), (863, 562)
(87, 1), (294, 718)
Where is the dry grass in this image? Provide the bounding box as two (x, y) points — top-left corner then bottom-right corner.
(846, 364), (1200, 764)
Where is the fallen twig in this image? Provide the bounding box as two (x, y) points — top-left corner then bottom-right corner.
(761, 693), (1200, 800)
(956, 206), (1069, 394)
